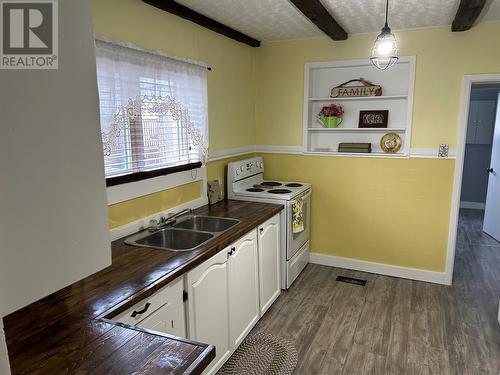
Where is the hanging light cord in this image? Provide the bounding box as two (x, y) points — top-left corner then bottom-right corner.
(385, 0), (389, 27)
(383, 0), (390, 31)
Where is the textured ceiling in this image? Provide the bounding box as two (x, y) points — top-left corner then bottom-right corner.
(321, 0), (458, 34)
(482, 0), (500, 22)
(176, 0), (322, 41)
(174, 0), (500, 42)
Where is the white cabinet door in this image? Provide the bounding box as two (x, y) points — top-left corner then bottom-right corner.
(186, 249), (231, 374)
(228, 230), (260, 349)
(258, 214), (281, 316)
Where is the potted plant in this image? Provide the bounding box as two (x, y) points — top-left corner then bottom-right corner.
(318, 103), (344, 128)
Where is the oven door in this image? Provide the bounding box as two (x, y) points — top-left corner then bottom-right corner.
(287, 189), (311, 261)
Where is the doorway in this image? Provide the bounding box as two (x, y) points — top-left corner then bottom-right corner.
(446, 75), (500, 286)
(460, 84), (499, 210)
(460, 83), (500, 244)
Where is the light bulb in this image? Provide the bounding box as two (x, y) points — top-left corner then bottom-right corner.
(370, 28), (398, 70)
(370, 0), (399, 70)
(376, 40), (394, 56)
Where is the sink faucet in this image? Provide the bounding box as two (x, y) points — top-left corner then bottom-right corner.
(148, 208), (192, 232)
(167, 208), (192, 222)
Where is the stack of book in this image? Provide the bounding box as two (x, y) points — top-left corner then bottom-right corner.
(338, 143), (372, 153)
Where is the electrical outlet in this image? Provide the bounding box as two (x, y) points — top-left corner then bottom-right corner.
(438, 144), (449, 158)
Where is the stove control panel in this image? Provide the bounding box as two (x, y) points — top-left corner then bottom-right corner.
(229, 157), (264, 181)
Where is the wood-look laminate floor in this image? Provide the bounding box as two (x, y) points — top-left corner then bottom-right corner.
(251, 209), (500, 374)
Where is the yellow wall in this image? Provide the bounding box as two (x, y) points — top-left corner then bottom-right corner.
(255, 22), (500, 148)
(91, 0), (257, 227)
(91, 0), (256, 152)
(108, 181), (202, 228)
(254, 23), (500, 272)
(92, 2), (500, 273)
(261, 154), (454, 271)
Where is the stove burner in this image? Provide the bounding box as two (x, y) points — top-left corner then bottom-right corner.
(268, 189), (292, 194)
(261, 181), (282, 187)
(285, 183), (303, 188)
(246, 188), (264, 192)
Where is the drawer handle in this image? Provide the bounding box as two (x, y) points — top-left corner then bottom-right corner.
(131, 302), (151, 318)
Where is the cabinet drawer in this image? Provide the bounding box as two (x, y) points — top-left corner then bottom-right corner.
(113, 276), (183, 326)
(138, 298), (186, 337)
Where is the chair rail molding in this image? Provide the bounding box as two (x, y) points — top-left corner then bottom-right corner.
(206, 145), (458, 160)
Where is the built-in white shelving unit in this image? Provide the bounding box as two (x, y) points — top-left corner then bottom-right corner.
(303, 57), (416, 156)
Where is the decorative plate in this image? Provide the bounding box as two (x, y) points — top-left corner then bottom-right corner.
(380, 132), (402, 153)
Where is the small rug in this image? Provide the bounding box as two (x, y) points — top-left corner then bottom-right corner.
(218, 333), (298, 375)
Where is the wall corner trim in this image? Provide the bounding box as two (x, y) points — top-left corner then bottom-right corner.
(309, 252), (449, 285)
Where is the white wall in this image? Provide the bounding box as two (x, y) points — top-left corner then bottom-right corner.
(0, 0), (110, 325)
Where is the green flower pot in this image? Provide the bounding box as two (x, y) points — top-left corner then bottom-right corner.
(322, 116), (343, 128)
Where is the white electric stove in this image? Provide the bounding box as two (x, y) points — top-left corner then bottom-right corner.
(227, 157), (311, 289)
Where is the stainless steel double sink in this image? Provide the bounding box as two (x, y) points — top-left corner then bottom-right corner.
(125, 215), (240, 252)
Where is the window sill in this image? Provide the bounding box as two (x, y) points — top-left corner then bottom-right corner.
(106, 165), (207, 205)
(106, 162), (202, 187)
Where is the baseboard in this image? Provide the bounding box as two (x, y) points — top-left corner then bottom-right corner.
(460, 201), (485, 209)
(309, 252), (449, 285)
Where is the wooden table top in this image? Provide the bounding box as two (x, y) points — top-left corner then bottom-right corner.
(3, 200), (283, 374)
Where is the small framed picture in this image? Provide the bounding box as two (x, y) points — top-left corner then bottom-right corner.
(358, 110), (389, 128)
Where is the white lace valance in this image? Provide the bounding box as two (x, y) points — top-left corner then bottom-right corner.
(95, 38), (209, 178)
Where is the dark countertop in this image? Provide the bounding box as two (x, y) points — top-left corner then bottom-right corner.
(3, 200), (283, 375)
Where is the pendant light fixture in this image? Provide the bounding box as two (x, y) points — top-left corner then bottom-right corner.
(370, 0), (398, 70)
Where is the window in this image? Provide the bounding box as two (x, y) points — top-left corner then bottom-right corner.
(95, 39), (208, 186)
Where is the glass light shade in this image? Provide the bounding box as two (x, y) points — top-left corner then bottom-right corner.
(370, 27), (398, 70)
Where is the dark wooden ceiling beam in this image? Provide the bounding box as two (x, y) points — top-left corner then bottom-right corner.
(142, 0), (261, 47)
(290, 0), (347, 41)
(452, 0), (487, 32)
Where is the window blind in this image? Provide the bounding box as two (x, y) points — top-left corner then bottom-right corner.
(95, 39), (208, 182)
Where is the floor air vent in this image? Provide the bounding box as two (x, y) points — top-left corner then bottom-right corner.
(336, 276), (366, 286)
